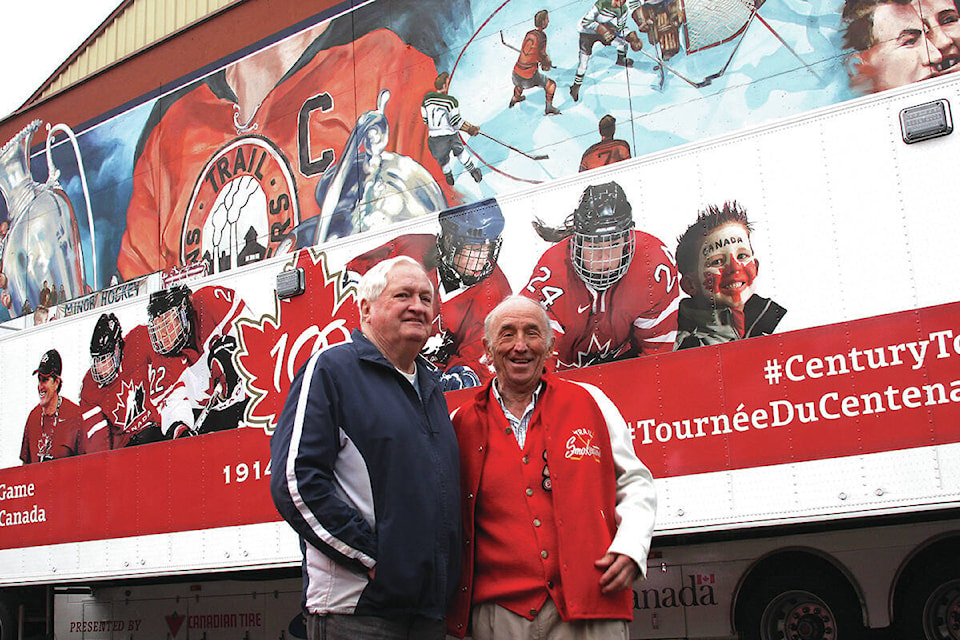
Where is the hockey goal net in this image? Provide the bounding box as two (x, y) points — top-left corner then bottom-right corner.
(682, 0), (757, 53)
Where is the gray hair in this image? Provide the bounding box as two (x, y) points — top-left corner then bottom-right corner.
(483, 295), (555, 348)
(356, 256), (430, 307)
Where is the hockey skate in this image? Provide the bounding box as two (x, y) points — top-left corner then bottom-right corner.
(470, 168), (482, 183)
(509, 94), (526, 108)
(545, 104), (561, 116)
(569, 84), (580, 102)
(444, 172), (455, 186)
(616, 52), (634, 67)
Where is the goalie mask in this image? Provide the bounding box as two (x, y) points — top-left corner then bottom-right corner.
(570, 182), (636, 291)
(90, 313), (124, 386)
(437, 198), (505, 288)
(148, 285), (194, 356)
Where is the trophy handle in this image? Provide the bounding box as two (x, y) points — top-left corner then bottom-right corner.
(46, 123), (97, 291)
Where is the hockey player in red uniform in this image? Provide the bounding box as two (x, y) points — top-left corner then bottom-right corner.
(146, 284), (248, 437)
(579, 114), (632, 172)
(80, 313), (165, 448)
(510, 10), (561, 115)
(346, 198), (512, 390)
(20, 350), (107, 463)
(522, 182), (679, 370)
(117, 10), (459, 281)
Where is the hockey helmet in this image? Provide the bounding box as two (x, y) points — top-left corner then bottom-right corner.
(147, 285), (194, 356)
(90, 313), (124, 386)
(570, 182), (636, 290)
(437, 198), (505, 287)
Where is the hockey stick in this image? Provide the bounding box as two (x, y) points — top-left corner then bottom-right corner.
(623, 55), (638, 151)
(755, 14), (823, 83)
(500, 30), (521, 53)
(478, 131), (549, 160)
(636, 47), (711, 88)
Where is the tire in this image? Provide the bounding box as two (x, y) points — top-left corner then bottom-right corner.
(738, 576), (864, 640)
(0, 599), (15, 640)
(897, 570), (960, 640)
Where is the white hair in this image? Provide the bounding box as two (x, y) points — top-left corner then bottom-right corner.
(356, 256), (430, 308)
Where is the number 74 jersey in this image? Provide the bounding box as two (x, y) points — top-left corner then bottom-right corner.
(522, 230), (680, 370)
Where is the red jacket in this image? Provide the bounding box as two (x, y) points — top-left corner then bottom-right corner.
(447, 374), (656, 637)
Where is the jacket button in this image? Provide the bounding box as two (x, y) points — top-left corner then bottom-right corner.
(522, 456), (529, 464)
(457, 624), (463, 629)
(533, 519), (541, 527)
(530, 608), (538, 616)
(541, 550), (549, 559)
(505, 427), (513, 435)
(547, 581), (554, 589)
(462, 586), (468, 592)
(526, 488), (534, 497)
(465, 539), (471, 546)
(467, 493), (474, 500)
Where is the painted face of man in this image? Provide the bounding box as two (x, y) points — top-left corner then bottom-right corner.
(453, 241), (494, 280)
(692, 222), (758, 310)
(37, 373), (60, 413)
(857, 0), (960, 91)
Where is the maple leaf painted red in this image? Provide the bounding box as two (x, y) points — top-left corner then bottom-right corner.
(235, 249), (359, 432)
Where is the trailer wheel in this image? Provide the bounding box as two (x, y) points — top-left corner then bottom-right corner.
(738, 577), (863, 640)
(0, 600), (15, 640)
(897, 572), (960, 640)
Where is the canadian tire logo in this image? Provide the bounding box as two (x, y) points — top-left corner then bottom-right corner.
(165, 612), (186, 637)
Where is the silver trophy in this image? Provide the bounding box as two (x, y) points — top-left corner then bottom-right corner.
(0, 120), (96, 315)
(314, 89), (448, 243)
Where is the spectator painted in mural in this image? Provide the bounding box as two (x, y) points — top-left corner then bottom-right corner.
(674, 202), (786, 350)
(117, 1), (472, 280)
(843, 0), (960, 92)
(523, 181), (679, 371)
(346, 198), (511, 390)
(20, 350), (110, 463)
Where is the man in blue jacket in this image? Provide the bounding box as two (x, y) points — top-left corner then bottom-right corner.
(271, 256), (461, 640)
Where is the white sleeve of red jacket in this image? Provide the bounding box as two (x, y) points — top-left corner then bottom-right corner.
(573, 380), (657, 578)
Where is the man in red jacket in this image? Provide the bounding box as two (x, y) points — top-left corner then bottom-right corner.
(447, 296), (657, 639)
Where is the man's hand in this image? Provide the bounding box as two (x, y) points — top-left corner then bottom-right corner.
(595, 552), (640, 594)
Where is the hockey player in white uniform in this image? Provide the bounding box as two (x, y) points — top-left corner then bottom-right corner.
(571, 0), (645, 102)
(420, 72), (483, 185)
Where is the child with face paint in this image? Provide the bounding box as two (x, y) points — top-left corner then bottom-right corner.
(673, 202), (786, 350)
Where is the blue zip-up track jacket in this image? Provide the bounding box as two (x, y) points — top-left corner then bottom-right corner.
(270, 330), (461, 619)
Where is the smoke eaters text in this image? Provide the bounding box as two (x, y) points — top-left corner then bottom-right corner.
(0, 505), (47, 527)
(633, 377), (960, 445)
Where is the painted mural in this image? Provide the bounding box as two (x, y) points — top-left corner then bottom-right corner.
(0, 0), (952, 319)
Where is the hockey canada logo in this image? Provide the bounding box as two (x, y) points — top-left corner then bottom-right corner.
(565, 428), (601, 462)
(182, 136), (299, 272)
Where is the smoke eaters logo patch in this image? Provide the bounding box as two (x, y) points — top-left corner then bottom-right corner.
(565, 428), (602, 462)
(182, 136), (299, 273)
